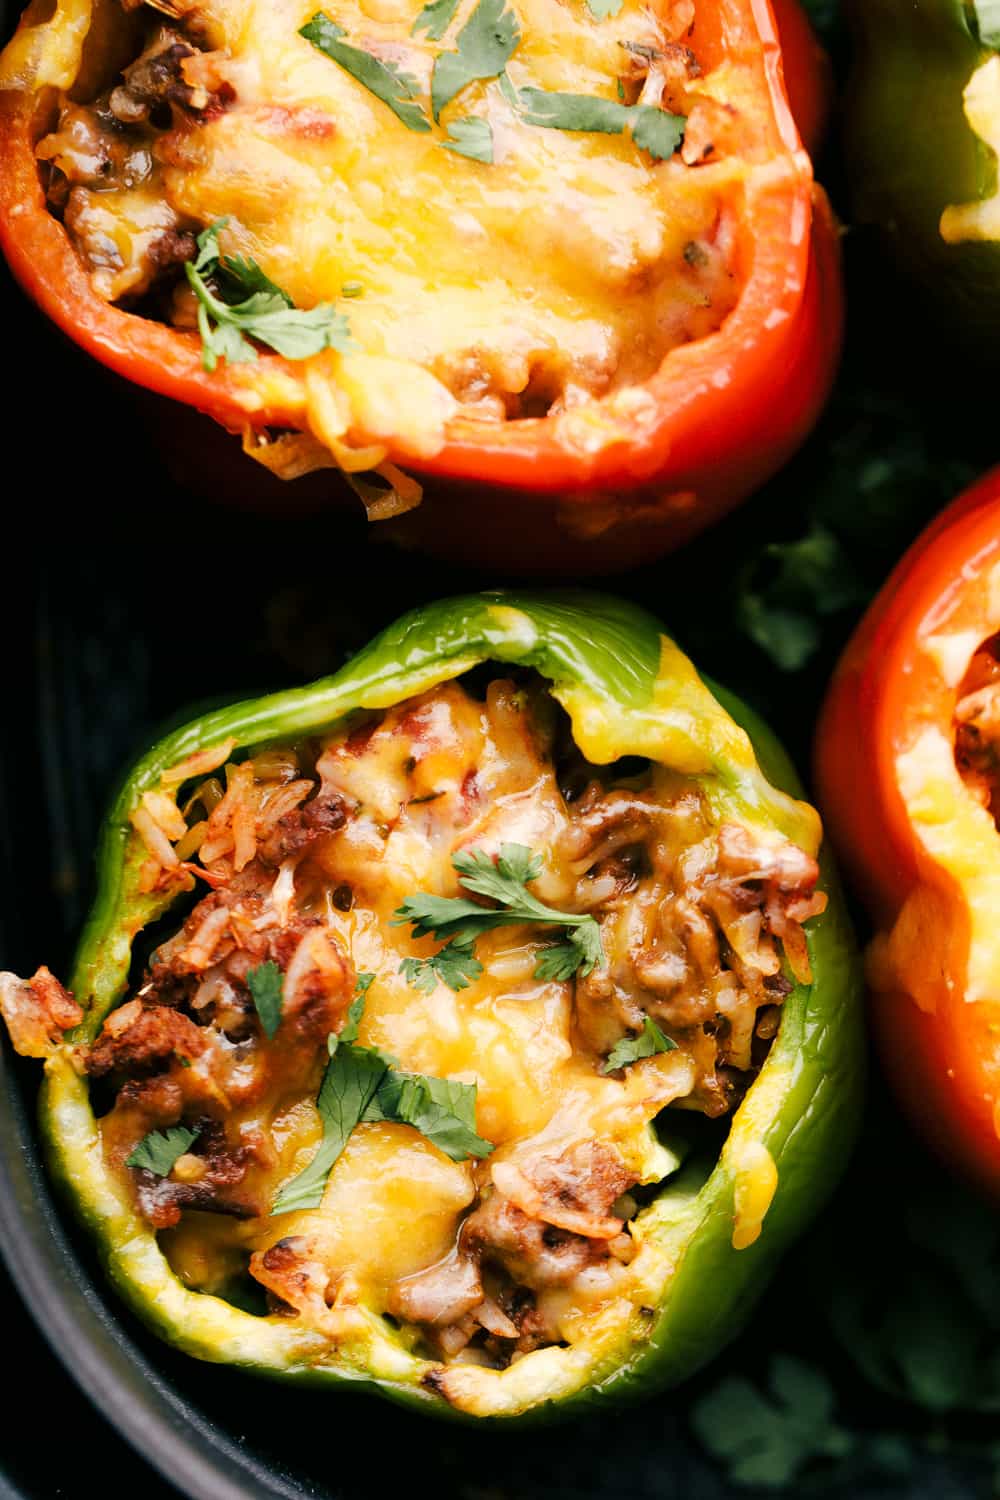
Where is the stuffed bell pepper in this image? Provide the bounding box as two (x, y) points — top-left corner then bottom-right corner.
(0, 0), (841, 573)
(847, 0), (1000, 344)
(816, 472), (1000, 1195)
(1, 593), (861, 1420)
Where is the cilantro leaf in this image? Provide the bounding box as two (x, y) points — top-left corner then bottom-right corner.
(514, 86), (632, 134)
(392, 891), (512, 944)
(534, 941), (586, 981)
(602, 1016), (677, 1073)
(511, 85), (684, 159)
(191, 217), (227, 275)
(534, 921), (604, 981)
(218, 255), (292, 306)
(586, 0), (623, 14)
(451, 842), (543, 898)
(412, 0), (461, 39)
(186, 219), (352, 371)
(301, 12), (431, 132)
(440, 115), (494, 161)
(400, 939), (484, 992)
(126, 1125), (201, 1177)
(395, 842), (605, 991)
(630, 104), (686, 161)
(247, 960), (284, 1039)
(691, 1356), (853, 1488)
(364, 1072), (492, 1158)
(272, 1041), (389, 1213)
(273, 981), (492, 1209)
(431, 0), (520, 121)
(333, 973), (375, 1050)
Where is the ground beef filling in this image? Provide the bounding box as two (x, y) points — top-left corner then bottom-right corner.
(956, 633), (1000, 826)
(2, 675), (825, 1366)
(36, 16), (230, 302)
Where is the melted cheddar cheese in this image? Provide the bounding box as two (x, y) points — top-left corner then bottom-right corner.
(19, 0), (766, 457)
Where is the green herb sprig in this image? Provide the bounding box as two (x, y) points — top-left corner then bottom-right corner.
(440, 115), (495, 161)
(510, 83), (685, 160)
(247, 960), (284, 1039)
(186, 220), (352, 371)
(431, 0), (520, 120)
(272, 978), (491, 1214)
(126, 1125), (201, 1177)
(300, 12), (431, 130)
(412, 0), (461, 40)
(602, 1016), (676, 1073)
(393, 843), (605, 993)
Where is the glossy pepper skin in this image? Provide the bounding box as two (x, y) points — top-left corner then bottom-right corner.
(815, 471), (1000, 1196)
(35, 592), (863, 1421)
(847, 0), (1000, 343)
(0, 0), (842, 576)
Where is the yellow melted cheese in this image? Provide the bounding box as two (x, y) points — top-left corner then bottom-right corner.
(26, 0), (757, 454)
(166, 0), (737, 399)
(159, 680), (695, 1336)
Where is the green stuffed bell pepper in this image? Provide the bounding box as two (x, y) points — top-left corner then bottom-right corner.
(848, 0), (1000, 339)
(0, 593), (862, 1422)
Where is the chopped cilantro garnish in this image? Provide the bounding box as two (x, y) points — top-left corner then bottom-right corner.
(394, 842), (605, 992)
(512, 84), (685, 159)
(602, 1016), (677, 1073)
(273, 1038), (388, 1213)
(431, 0), (520, 120)
(273, 991), (491, 1212)
(333, 972), (375, 1051)
(630, 104), (686, 160)
(412, 0), (461, 39)
(186, 220), (351, 371)
(400, 938), (484, 991)
(364, 1070), (492, 1160)
(301, 12), (432, 132)
(440, 115), (494, 161)
(126, 1126), (201, 1177)
(247, 960), (284, 1039)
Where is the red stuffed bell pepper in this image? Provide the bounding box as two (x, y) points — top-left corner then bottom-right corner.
(0, 0), (841, 574)
(816, 469), (1000, 1193)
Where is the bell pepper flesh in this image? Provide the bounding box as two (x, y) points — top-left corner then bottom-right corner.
(816, 471), (1000, 1196)
(0, 0), (842, 574)
(30, 592), (863, 1420)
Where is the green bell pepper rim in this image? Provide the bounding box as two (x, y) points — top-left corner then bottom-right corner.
(37, 591), (863, 1423)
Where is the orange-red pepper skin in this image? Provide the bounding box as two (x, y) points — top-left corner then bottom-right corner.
(0, 0), (842, 575)
(770, 0), (833, 158)
(815, 470), (1000, 1195)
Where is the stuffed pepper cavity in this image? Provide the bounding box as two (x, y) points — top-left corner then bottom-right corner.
(816, 471), (1000, 1194)
(0, 0), (841, 572)
(1, 595), (860, 1419)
